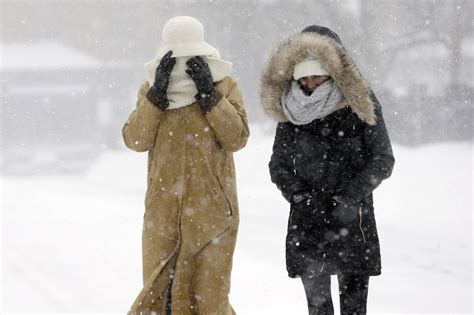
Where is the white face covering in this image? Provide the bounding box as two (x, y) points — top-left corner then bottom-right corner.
(281, 79), (344, 125)
(144, 56), (232, 110)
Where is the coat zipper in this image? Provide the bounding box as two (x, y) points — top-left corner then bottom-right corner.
(320, 253), (326, 273)
(359, 206), (366, 243)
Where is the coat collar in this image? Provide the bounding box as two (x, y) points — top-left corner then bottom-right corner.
(260, 32), (376, 125)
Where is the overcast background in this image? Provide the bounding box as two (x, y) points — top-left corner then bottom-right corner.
(1, 0), (473, 314)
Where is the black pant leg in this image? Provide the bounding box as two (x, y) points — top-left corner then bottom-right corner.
(301, 273), (334, 315)
(338, 274), (370, 315)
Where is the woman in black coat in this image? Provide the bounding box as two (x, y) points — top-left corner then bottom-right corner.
(260, 25), (395, 314)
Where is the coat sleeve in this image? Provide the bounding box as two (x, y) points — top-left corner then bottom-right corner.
(336, 92), (395, 205)
(204, 78), (250, 152)
(122, 82), (164, 152)
(269, 123), (308, 203)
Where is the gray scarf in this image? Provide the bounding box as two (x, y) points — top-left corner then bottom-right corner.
(281, 79), (343, 125)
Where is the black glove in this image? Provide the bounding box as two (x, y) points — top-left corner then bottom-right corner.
(292, 191), (327, 218)
(186, 56), (222, 113)
(331, 193), (360, 209)
(292, 191), (313, 206)
(146, 50), (176, 110)
(186, 56), (214, 95)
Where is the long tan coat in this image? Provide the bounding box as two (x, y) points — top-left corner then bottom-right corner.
(122, 76), (249, 314)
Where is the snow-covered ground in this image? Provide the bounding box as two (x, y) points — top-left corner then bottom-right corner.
(2, 127), (472, 314)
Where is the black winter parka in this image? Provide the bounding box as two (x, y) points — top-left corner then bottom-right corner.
(261, 26), (395, 277)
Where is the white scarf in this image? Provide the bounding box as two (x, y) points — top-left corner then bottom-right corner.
(145, 56), (232, 110)
(281, 79), (343, 125)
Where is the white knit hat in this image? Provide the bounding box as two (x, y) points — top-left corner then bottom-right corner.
(293, 59), (329, 80)
(154, 16), (220, 59)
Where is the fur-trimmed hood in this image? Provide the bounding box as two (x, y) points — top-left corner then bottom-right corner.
(260, 31), (376, 125)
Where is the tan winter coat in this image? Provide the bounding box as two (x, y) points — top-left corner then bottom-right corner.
(122, 76), (249, 314)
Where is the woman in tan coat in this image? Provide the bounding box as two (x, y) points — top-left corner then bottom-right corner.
(122, 16), (249, 314)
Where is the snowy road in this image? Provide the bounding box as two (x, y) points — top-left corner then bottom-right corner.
(2, 129), (472, 314)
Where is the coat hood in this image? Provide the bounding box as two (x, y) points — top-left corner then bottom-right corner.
(260, 29), (376, 125)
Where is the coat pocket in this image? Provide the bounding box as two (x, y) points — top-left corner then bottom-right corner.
(144, 176), (154, 210)
(214, 176), (233, 217)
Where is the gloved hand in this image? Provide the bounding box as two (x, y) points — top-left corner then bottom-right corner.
(146, 50), (176, 110)
(292, 191), (313, 206)
(186, 56), (222, 113)
(292, 191), (328, 218)
(186, 56), (214, 95)
(332, 194), (357, 207)
(292, 191), (322, 213)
